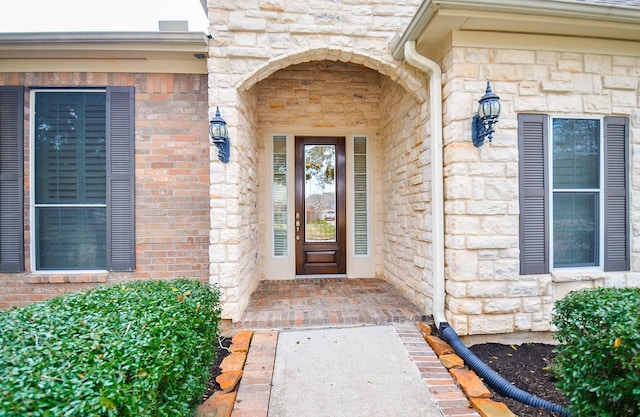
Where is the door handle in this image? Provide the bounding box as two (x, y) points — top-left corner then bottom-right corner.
(295, 213), (301, 240)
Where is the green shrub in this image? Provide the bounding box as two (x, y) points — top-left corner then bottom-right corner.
(0, 279), (221, 417)
(552, 287), (640, 417)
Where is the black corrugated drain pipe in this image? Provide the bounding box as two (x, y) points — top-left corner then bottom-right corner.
(438, 323), (570, 416)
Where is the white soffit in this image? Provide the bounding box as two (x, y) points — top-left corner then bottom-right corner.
(392, 0), (640, 59)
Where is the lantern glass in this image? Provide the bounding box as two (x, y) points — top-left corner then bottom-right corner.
(478, 100), (489, 119)
(478, 97), (500, 119)
(491, 100), (501, 117)
(210, 122), (228, 140)
(477, 81), (500, 119)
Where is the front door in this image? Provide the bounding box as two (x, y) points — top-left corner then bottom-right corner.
(295, 136), (346, 275)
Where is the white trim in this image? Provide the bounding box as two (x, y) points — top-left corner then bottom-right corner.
(264, 132), (377, 280)
(548, 115), (605, 271)
(346, 135), (376, 279)
(265, 133), (296, 279)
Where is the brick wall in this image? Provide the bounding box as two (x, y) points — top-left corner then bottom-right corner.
(0, 72), (210, 309)
(440, 44), (640, 336)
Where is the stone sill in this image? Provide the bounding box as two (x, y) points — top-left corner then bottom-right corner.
(550, 269), (606, 283)
(28, 274), (109, 285)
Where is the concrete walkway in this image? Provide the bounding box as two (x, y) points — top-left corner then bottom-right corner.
(230, 323), (481, 417)
(267, 326), (441, 417)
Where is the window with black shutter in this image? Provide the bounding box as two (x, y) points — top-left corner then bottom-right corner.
(1, 86), (135, 273)
(518, 114), (629, 274)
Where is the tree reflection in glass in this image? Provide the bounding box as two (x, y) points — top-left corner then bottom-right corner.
(304, 145), (336, 242)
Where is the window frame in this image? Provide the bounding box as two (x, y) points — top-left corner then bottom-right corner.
(31, 88), (109, 271)
(549, 116), (604, 270)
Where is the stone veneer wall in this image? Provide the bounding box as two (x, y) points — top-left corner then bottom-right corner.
(379, 75), (433, 312)
(441, 44), (640, 336)
(0, 72), (210, 309)
(207, 0), (427, 320)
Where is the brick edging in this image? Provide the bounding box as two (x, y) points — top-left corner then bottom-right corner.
(414, 322), (518, 417)
(394, 323), (482, 417)
(197, 330), (275, 417)
(229, 330), (278, 417)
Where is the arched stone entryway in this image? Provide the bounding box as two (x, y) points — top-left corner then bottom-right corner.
(237, 47), (427, 104)
(211, 49), (434, 322)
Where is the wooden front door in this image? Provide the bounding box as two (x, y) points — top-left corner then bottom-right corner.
(295, 136), (346, 275)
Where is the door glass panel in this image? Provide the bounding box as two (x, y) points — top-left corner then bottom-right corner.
(304, 144), (336, 242)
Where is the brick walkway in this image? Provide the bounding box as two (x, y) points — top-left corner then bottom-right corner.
(227, 278), (481, 417)
(236, 278), (430, 329)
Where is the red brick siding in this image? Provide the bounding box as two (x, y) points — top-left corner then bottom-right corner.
(0, 72), (210, 309)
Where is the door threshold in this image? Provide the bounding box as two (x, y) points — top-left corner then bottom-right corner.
(295, 274), (347, 279)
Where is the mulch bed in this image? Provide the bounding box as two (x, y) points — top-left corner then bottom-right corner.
(203, 337), (232, 401)
(469, 343), (569, 417)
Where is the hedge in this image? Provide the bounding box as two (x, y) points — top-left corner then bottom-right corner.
(552, 287), (640, 417)
(0, 279), (221, 417)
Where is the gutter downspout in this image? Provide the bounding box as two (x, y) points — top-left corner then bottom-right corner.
(403, 41), (446, 328)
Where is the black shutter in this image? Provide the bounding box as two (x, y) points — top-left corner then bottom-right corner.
(603, 116), (629, 271)
(518, 114), (549, 275)
(0, 86), (25, 273)
(106, 86), (135, 271)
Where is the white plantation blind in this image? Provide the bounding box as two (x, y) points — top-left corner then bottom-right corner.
(273, 135), (288, 257)
(353, 136), (368, 255)
(35, 92), (107, 205)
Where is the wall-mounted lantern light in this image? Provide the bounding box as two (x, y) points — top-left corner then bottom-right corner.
(209, 106), (230, 163)
(471, 81), (501, 147)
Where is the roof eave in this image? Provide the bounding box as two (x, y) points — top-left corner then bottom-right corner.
(0, 31), (209, 51)
(391, 0), (640, 60)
